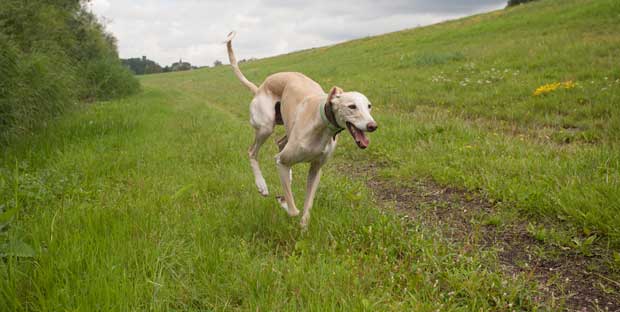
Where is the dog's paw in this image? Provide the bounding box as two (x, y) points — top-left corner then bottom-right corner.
(276, 196), (288, 210)
(300, 214), (310, 229)
(276, 196), (299, 216)
(255, 178), (269, 197)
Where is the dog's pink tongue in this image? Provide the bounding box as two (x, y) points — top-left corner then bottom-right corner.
(355, 131), (369, 148)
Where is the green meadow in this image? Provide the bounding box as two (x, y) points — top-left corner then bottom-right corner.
(2, 0), (619, 310)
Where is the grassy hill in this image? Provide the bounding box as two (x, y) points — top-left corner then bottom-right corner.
(2, 0), (619, 310)
(202, 0), (620, 241)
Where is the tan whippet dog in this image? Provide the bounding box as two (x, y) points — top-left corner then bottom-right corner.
(224, 32), (377, 228)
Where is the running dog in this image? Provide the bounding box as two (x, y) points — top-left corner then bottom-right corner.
(224, 32), (377, 228)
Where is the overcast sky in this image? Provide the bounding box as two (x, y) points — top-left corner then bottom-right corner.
(88, 0), (506, 67)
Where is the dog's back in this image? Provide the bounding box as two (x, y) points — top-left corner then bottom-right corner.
(260, 72), (322, 98)
(261, 72), (324, 131)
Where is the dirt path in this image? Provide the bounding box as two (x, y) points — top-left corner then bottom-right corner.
(338, 161), (620, 311)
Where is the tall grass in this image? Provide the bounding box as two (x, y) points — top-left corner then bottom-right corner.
(0, 0), (139, 143)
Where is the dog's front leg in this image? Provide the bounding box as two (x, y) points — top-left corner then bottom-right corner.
(276, 156), (300, 217)
(300, 161), (322, 229)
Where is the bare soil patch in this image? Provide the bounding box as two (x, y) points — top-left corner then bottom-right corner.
(337, 161), (620, 311)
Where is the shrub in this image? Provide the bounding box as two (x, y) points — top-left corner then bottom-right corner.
(0, 0), (139, 143)
(84, 57), (140, 100)
(507, 0), (538, 7)
(0, 35), (76, 139)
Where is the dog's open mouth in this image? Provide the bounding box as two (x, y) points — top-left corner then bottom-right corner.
(346, 122), (369, 149)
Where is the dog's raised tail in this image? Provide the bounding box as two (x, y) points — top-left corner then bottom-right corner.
(224, 31), (258, 94)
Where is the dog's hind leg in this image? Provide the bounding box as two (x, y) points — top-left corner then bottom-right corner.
(249, 127), (272, 196)
(276, 135), (288, 152)
(249, 96), (275, 197)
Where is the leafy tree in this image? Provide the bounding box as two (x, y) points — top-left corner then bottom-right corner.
(122, 56), (163, 75)
(213, 60), (223, 67)
(170, 59), (192, 71)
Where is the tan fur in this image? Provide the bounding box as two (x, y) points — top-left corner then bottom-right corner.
(224, 32), (376, 228)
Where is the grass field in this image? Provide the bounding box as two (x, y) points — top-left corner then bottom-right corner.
(2, 0), (620, 310)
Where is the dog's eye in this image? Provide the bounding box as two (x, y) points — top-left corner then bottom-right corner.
(368, 104), (372, 109)
(348, 104), (357, 109)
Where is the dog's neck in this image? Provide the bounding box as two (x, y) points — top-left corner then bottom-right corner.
(320, 99), (344, 136)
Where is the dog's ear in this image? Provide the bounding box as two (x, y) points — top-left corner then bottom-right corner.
(327, 86), (344, 103)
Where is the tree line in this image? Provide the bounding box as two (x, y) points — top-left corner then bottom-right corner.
(121, 57), (244, 76)
(121, 57), (201, 75)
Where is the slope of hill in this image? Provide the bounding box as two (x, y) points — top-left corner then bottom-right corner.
(196, 0), (620, 242)
(1, 0), (619, 310)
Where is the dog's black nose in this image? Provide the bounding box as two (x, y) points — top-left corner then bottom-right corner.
(366, 122), (378, 132)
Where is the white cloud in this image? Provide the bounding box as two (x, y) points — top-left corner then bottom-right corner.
(87, 0), (506, 67)
(89, 0), (110, 13)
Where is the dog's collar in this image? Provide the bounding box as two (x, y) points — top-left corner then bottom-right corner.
(320, 99), (344, 134)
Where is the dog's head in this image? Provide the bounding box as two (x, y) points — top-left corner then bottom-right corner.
(327, 87), (377, 149)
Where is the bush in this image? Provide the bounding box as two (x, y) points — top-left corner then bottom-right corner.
(507, 0), (538, 7)
(84, 57), (140, 100)
(0, 35), (76, 139)
(0, 0), (139, 143)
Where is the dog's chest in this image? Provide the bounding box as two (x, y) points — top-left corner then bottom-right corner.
(297, 137), (336, 162)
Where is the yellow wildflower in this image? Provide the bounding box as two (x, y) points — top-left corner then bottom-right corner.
(563, 80), (576, 89)
(533, 80), (575, 96)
